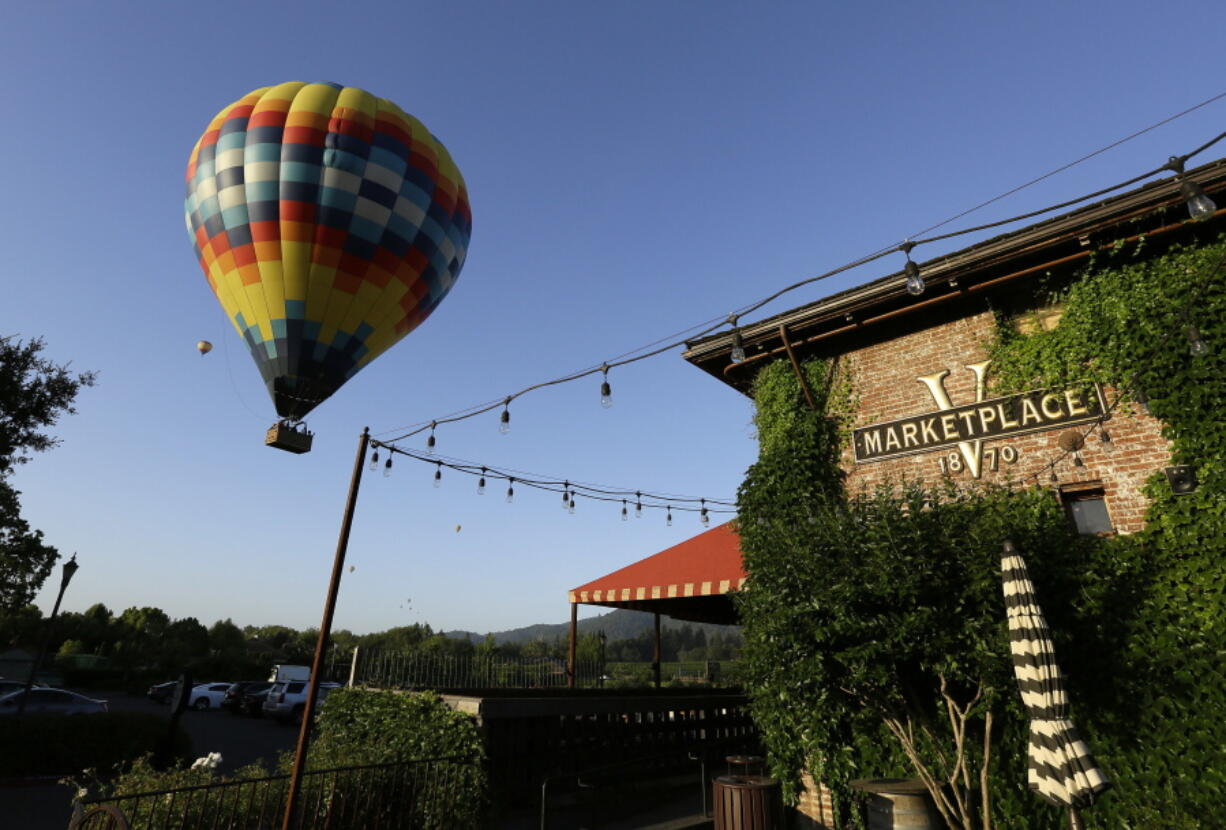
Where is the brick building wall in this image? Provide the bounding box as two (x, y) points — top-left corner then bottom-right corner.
(781, 307), (1172, 825)
(832, 308), (1171, 534)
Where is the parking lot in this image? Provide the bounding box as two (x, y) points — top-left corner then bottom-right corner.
(1, 687), (301, 830)
(105, 687), (301, 774)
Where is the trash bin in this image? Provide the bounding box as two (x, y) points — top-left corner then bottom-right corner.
(726, 755), (766, 776)
(850, 778), (940, 829)
(713, 775), (783, 830)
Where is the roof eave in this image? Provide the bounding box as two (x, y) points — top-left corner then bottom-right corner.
(683, 157), (1226, 393)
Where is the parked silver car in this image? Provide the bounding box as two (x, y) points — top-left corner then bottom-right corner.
(0, 687), (108, 715)
(262, 680), (341, 724)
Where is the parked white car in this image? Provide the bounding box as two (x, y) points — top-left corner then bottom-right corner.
(188, 682), (234, 710)
(262, 680), (341, 724)
(0, 687), (108, 715)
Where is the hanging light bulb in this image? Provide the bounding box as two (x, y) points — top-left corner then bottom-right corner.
(635, 492), (643, 518)
(730, 330), (746, 364)
(433, 462), (442, 488)
(499, 398), (511, 435)
(1073, 451), (1084, 468)
(1180, 179), (1217, 221)
(600, 365), (613, 408)
(368, 449), (379, 472)
(1166, 155), (1217, 222)
(1186, 324), (1210, 357)
(900, 241), (924, 296)
(1099, 428), (1115, 453)
(666, 505), (673, 527)
(562, 481), (570, 510)
(700, 498), (710, 526)
(478, 468), (486, 495)
(383, 455), (393, 478)
(1050, 469), (1059, 483)
(728, 314), (746, 363)
(621, 499), (628, 521)
(426, 422), (437, 454)
(506, 477), (515, 504)
(568, 495), (576, 514)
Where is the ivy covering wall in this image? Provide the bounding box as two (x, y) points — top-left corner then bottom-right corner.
(736, 234), (1225, 829)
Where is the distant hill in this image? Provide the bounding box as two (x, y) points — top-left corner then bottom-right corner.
(443, 608), (739, 645)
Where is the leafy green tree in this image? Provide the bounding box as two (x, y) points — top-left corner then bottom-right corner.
(164, 617), (210, 660)
(0, 336), (94, 612)
(0, 603), (42, 648)
(207, 618), (246, 656)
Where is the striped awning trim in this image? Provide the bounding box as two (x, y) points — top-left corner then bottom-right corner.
(568, 577), (747, 604)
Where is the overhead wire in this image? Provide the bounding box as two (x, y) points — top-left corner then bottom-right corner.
(370, 441), (737, 514)
(366, 197), (1226, 519)
(370, 114), (1226, 445)
(905, 90), (1226, 240)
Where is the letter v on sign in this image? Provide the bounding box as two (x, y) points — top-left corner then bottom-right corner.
(915, 362), (990, 479)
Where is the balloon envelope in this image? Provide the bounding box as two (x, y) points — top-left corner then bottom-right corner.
(184, 82), (471, 418)
(197, 340), (213, 355)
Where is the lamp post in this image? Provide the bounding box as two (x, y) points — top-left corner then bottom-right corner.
(17, 553), (80, 716)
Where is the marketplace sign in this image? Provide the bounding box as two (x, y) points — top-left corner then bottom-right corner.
(853, 363), (1105, 476)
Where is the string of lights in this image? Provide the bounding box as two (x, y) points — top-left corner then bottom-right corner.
(369, 211), (1225, 524)
(374, 121), (1225, 444)
(367, 441), (735, 526)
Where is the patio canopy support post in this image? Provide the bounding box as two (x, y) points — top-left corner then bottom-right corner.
(568, 603), (577, 689)
(653, 612), (662, 688)
(282, 427), (370, 830)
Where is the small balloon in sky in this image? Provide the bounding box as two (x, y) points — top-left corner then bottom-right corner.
(348, 564), (355, 573)
(455, 524), (462, 533)
(196, 340), (213, 355)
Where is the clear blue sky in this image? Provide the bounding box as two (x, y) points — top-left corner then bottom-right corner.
(4, 1), (1224, 635)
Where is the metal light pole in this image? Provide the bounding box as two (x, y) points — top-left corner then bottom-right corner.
(282, 428), (370, 830)
(17, 553), (80, 716)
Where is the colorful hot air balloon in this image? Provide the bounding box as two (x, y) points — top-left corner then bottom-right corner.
(184, 82), (471, 421)
(197, 340), (213, 355)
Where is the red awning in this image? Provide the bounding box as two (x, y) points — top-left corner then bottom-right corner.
(568, 523), (745, 624)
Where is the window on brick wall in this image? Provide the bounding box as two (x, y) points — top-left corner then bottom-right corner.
(1059, 482), (1114, 535)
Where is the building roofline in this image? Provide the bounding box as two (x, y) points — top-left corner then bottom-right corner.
(683, 157), (1226, 392)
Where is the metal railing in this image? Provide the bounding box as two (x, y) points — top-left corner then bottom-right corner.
(353, 649), (603, 689)
(68, 755), (481, 830)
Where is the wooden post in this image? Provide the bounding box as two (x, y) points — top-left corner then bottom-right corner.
(567, 603), (578, 689)
(653, 612), (662, 688)
(282, 428), (370, 830)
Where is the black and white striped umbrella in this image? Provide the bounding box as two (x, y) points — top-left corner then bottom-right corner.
(1001, 540), (1110, 810)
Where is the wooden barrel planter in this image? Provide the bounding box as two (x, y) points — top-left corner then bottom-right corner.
(850, 778), (940, 830)
(713, 775), (783, 830)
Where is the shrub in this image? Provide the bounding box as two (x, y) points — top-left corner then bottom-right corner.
(66, 689), (486, 830)
(309, 688), (486, 828)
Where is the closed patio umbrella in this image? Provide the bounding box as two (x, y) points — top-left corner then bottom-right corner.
(1001, 540), (1110, 828)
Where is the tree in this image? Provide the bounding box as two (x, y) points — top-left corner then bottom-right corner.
(0, 484), (57, 610)
(0, 336), (95, 611)
(208, 618), (246, 656)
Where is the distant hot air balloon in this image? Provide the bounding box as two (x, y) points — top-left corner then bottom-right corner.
(183, 82), (472, 427)
(197, 340), (213, 355)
